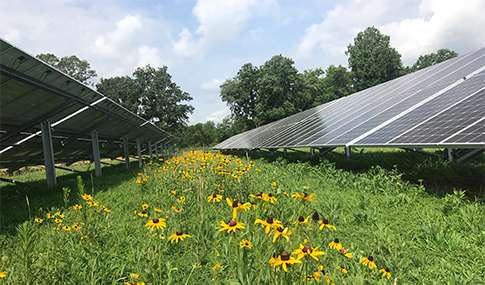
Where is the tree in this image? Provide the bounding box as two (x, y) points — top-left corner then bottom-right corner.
(254, 55), (301, 127)
(96, 76), (139, 114)
(36, 53), (97, 85)
(97, 64), (194, 133)
(220, 63), (259, 132)
(345, 27), (403, 91)
(410, 48), (458, 72)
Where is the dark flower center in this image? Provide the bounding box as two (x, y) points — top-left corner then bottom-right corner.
(257, 192), (263, 197)
(277, 227), (284, 233)
(312, 211), (319, 222)
(385, 268), (390, 272)
(322, 219), (329, 224)
(268, 193), (273, 197)
(176, 230), (183, 236)
(340, 265), (345, 269)
(302, 245), (312, 253)
(339, 248), (346, 253)
(212, 194), (217, 198)
(153, 218), (159, 223)
(229, 220), (237, 227)
(266, 217), (274, 224)
(368, 256), (374, 262)
(298, 216), (305, 222)
(232, 200), (239, 208)
(281, 252), (290, 261)
(303, 192), (308, 197)
(141, 211), (146, 214)
(334, 238), (339, 243)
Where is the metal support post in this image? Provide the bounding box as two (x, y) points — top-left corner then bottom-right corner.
(310, 147), (315, 155)
(283, 148), (287, 156)
(148, 140), (153, 163)
(345, 146), (351, 157)
(447, 148), (454, 162)
(123, 136), (130, 169)
(137, 139), (143, 168)
(41, 120), (57, 187)
(155, 142), (159, 161)
(91, 130), (102, 177)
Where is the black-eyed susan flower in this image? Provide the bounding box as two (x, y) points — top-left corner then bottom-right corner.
(124, 282), (145, 285)
(273, 252), (302, 272)
(35, 218), (43, 223)
(338, 247), (353, 258)
(175, 208), (182, 213)
(240, 240), (252, 249)
(379, 268), (391, 279)
(169, 190), (176, 196)
(208, 194), (222, 203)
(271, 181), (277, 187)
(337, 265), (348, 273)
(154, 207), (163, 213)
(177, 196), (186, 203)
(0, 271), (6, 278)
(81, 194), (92, 201)
(319, 219), (336, 231)
(72, 224), (81, 230)
(255, 217), (283, 234)
(291, 215), (310, 225)
(47, 213), (55, 218)
(56, 212), (64, 218)
(136, 211), (148, 218)
(360, 256), (377, 269)
(130, 273), (140, 279)
(271, 226), (292, 243)
(329, 238), (342, 250)
(63, 225), (71, 231)
(53, 227), (59, 230)
(86, 201), (99, 207)
(142, 204), (149, 210)
(292, 192), (317, 203)
(168, 230), (191, 243)
(226, 198), (250, 220)
(265, 193), (277, 204)
(249, 192), (265, 201)
(55, 218), (63, 224)
(72, 204), (82, 210)
(145, 218), (167, 231)
(292, 244), (325, 261)
(219, 220), (245, 234)
(101, 206), (110, 212)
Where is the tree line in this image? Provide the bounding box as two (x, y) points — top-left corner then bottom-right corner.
(36, 26), (458, 149)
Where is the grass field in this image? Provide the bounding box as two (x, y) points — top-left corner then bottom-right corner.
(0, 149), (484, 284)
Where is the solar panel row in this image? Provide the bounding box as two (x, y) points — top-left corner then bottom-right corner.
(0, 38), (175, 180)
(213, 47), (485, 153)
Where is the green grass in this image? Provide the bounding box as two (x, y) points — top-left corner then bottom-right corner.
(0, 150), (484, 284)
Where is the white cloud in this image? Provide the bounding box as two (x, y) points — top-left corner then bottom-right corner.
(172, 0), (277, 57)
(94, 14), (143, 57)
(200, 78), (226, 91)
(381, 0), (485, 65)
(296, 0), (485, 67)
(204, 108), (230, 123)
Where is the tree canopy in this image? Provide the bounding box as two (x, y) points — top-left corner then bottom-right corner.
(36, 53), (97, 85)
(97, 64), (194, 133)
(410, 48), (458, 72)
(345, 26), (403, 91)
(220, 55), (354, 131)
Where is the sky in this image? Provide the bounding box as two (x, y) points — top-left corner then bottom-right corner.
(1, 0), (484, 125)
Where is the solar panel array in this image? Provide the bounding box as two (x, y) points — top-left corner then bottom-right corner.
(0, 38), (175, 174)
(214, 47), (485, 151)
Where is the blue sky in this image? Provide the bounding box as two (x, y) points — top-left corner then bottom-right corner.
(1, 0), (484, 125)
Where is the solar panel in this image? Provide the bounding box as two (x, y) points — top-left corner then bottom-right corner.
(213, 47), (485, 155)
